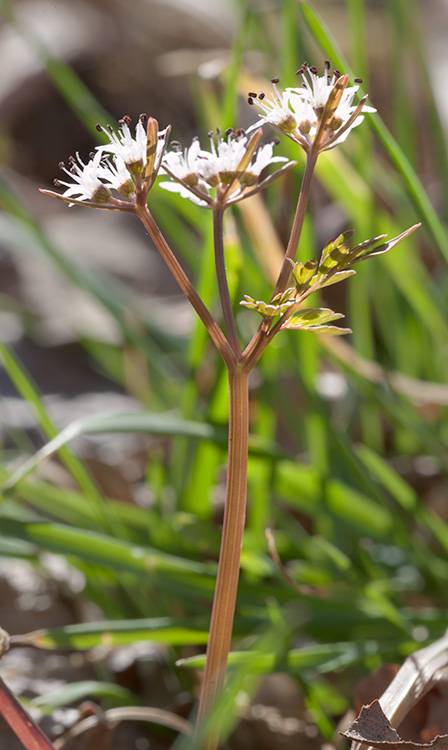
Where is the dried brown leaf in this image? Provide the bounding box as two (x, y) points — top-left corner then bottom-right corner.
(343, 700), (448, 750)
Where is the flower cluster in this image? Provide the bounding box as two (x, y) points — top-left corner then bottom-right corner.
(44, 62), (374, 213)
(158, 128), (295, 207)
(44, 115), (169, 209)
(247, 61), (375, 152)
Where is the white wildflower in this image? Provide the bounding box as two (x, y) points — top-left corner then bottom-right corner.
(56, 151), (111, 206)
(161, 137), (203, 186)
(158, 180), (210, 207)
(96, 115), (167, 175)
(247, 79), (306, 136)
(98, 156), (136, 197)
(243, 142), (288, 185)
(248, 62), (376, 152)
(159, 129), (293, 206)
(197, 129), (248, 185)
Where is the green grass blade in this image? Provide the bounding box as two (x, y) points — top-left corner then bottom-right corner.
(280, 0), (301, 81)
(33, 681), (137, 708)
(179, 639), (384, 673)
(299, 0), (448, 263)
(19, 617), (211, 650)
(0, 0), (111, 132)
(0, 178), (181, 399)
(0, 343), (118, 530)
(220, 8), (250, 128)
(0, 517), (215, 578)
(4, 410), (283, 490)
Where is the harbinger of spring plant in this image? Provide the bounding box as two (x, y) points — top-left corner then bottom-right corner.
(40, 63), (419, 750)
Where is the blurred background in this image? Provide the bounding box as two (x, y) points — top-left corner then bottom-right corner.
(0, 0), (448, 748)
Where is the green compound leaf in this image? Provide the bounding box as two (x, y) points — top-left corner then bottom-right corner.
(281, 307), (345, 330)
(318, 229), (355, 278)
(345, 225), (420, 265)
(302, 325), (352, 335)
(271, 288), (296, 305)
(291, 258), (318, 293)
(319, 269), (356, 288)
(240, 295), (291, 317)
(318, 224), (420, 283)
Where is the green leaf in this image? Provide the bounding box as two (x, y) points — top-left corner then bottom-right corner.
(327, 481), (392, 535)
(354, 445), (418, 512)
(323, 230), (355, 254)
(316, 226), (420, 290)
(3, 411), (284, 492)
(0, 517), (215, 579)
(33, 681), (136, 708)
(283, 307), (345, 329)
(304, 325), (352, 336)
(291, 258), (318, 293)
(0, 343), (128, 538)
(178, 639), (382, 673)
(319, 269), (356, 288)
(2, 412), (225, 492)
(240, 295), (291, 317)
(318, 230), (354, 277)
(271, 288), (296, 305)
(21, 617), (211, 650)
(346, 225), (420, 265)
(281, 308), (349, 335)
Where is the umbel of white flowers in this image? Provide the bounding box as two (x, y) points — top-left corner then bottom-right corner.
(42, 62), (372, 210)
(47, 114), (169, 209)
(43, 119), (295, 210)
(247, 60), (376, 153)
(158, 127), (295, 207)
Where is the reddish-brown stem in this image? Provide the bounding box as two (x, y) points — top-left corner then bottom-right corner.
(241, 152), (318, 372)
(193, 156), (320, 743)
(136, 205), (236, 370)
(194, 366), (249, 749)
(0, 674), (56, 750)
(137, 151), (319, 748)
(271, 151), (318, 299)
(136, 201), (250, 749)
(213, 206), (241, 357)
(241, 327), (270, 372)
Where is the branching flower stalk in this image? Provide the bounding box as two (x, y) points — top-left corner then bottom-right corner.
(37, 63), (419, 750)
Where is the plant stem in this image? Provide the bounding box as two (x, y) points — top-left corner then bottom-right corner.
(241, 151), (318, 372)
(195, 366), (250, 749)
(0, 674), (56, 750)
(213, 206), (241, 357)
(271, 151), (318, 298)
(137, 206), (236, 370)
